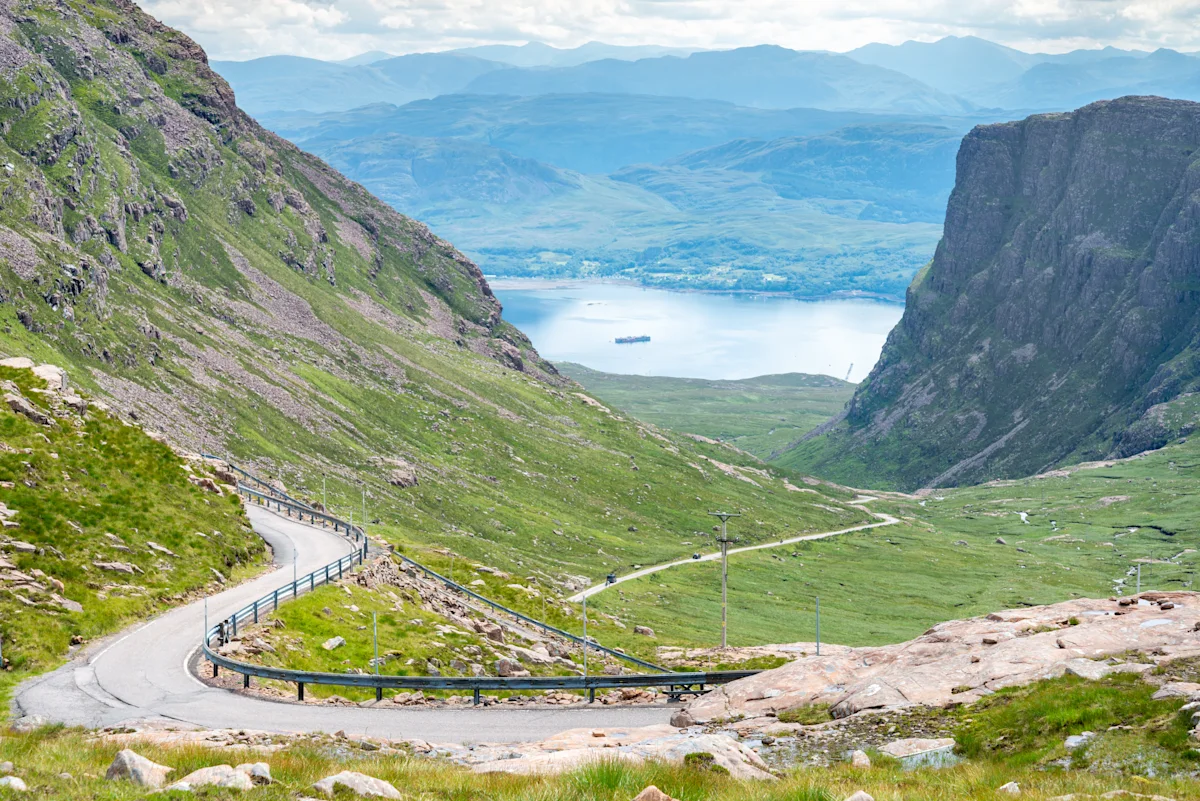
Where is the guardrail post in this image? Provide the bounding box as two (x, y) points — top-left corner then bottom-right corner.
(231, 615), (237, 637)
(310, 573), (315, 591)
(213, 662), (219, 678)
(473, 688), (481, 705)
(588, 687), (595, 704)
(253, 600), (258, 624)
(338, 561), (343, 579)
(273, 589), (278, 610)
(243, 673), (250, 689)
(298, 682), (304, 701)
(375, 687), (382, 702)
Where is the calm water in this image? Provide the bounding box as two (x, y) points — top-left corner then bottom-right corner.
(491, 281), (903, 382)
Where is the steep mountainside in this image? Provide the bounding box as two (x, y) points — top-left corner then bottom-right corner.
(0, 0), (872, 594)
(782, 97), (1200, 490)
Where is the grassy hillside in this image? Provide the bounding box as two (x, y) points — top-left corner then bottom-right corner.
(0, 364), (264, 707)
(558, 364), (855, 459)
(0, 0), (876, 624)
(589, 434), (1200, 648)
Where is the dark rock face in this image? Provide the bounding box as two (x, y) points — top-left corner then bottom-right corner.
(784, 97), (1200, 490)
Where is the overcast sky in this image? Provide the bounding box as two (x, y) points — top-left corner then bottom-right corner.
(140, 0), (1200, 62)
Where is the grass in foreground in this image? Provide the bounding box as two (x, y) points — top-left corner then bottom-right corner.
(5, 721), (1200, 801)
(558, 363), (855, 459)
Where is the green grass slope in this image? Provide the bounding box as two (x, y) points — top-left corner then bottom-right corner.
(0, 364), (264, 707)
(558, 363), (855, 459)
(590, 435), (1200, 648)
(0, 1), (874, 618)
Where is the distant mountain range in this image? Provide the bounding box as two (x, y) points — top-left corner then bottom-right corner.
(210, 36), (1200, 300)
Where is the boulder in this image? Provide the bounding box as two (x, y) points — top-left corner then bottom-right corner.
(8, 715), (46, 733)
(831, 682), (908, 718)
(0, 776), (27, 792)
(998, 782), (1021, 795)
(878, 738), (956, 759)
(322, 636), (346, 651)
(235, 763), (272, 786)
(496, 658), (530, 678)
(0, 358), (34, 369)
(4, 393), (50, 426)
(633, 787), (678, 801)
(1064, 658), (1112, 681)
(669, 709), (696, 728)
(312, 771), (402, 798)
(850, 749), (871, 768)
(167, 765), (254, 791)
(31, 364), (66, 391)
(105, 749), (173, 788)
(634, 626), (655, 637)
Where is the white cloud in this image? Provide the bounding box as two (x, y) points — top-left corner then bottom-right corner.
(138, 0), (1200, 61)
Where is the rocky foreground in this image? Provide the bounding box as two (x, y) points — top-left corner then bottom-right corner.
(690, 591), (1200, 723)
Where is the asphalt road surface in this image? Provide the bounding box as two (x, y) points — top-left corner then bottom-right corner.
(12, 505), (670, 742)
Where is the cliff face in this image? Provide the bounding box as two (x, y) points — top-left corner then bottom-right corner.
(782, 97), (1200, 490)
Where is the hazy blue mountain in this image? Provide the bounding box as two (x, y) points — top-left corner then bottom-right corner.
(337, 50), (396, 66)
(211, 53), (506, 114)
(847, 36), (1041, 97)
(990, 49), (1200, 110)
(448, 41), (701, 67)
(661, 124), (961, 223)
(265, 115), (959, 298)
(310, 134), (579, 209)
(460, 46), (978, 114)
(263, 94), (957, 175)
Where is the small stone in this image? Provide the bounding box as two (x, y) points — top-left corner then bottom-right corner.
(0, 776), (27, 792)
(322, 636), (346, 651)
(995, 537), (1008, 545)
(850, 749), (871, 768)
(0, 762), (12, 775)
(844, 792), (875, 801)
(634, 625), (655, 637)
(998, 782), (1021, 795)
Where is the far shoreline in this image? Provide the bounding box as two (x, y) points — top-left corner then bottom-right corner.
(484, 276), (906, 305)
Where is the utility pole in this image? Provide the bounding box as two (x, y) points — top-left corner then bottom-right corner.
(709, 511), (741, 649)
(373, 612), (379, 676)
(361, 484), (367, 536)
(322, 474), (326, 512)
(816, 596), (821, 656)
(1137, 564), (1142, 594)
(582, 593), (589, 681)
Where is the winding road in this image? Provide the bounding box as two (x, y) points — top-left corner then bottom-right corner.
(12, 505), (669, 743)
(569, 501), (899, 601)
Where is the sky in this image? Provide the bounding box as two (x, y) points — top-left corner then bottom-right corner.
(139, 0), (1200, 62)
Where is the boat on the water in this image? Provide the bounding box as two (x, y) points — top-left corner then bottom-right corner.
(615, 335), (651, 344)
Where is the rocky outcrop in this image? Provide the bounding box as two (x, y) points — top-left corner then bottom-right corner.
(105, 749), (173, 788)
(785, 97), (1200, 490)
(689, 591), (1200, 722)
(467, 724), (774, 780)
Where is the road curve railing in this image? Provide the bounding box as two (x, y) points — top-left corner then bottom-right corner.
(205, 464), (760, 703)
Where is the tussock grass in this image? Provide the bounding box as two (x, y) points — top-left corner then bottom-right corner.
(6, 727), (1200, 800)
